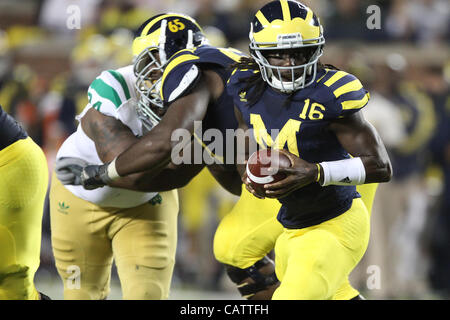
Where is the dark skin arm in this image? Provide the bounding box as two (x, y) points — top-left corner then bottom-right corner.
(81, 108), (138, 163)
(207, 164), (242, 196)
(81, 70), (243, 195)
(263, 111), (392, 198)
(80, 107), (205, 192)
(234, 106), (266, 199)
(112, 70), (224, 178)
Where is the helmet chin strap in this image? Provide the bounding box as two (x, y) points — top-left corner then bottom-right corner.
(186, 30), (194, 49)
(158, 19), (168, 65)
(270, 74), (302, 93)
(268, 65), (313, 93)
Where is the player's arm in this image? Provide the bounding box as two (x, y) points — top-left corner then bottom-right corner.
(234, 106), (265, 199)
(323, 110), (392, 184)
(79, 107), (205, 191)
(207, 164), (242, 196)
(81, 108), (138, 162)
(234, 106), (250, 177)
(76, 69), (226, 190)
(114, 68), (228, 176)
(110, 162), (205, 192)
(264, 111), (392, 198)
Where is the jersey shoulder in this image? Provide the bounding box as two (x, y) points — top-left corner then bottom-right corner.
(160, 45), (247, 104)
(226, 68), (259, 104)
(0, 105), (27, 149)
(87, 66), (134, 116)
(312, 68), (370, 117)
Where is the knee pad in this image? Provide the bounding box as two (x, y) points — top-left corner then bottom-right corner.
(122, 279), (165, 300)
(225, 256), (279, 299)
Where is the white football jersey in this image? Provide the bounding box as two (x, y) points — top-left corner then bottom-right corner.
(57, 65), (159, 208)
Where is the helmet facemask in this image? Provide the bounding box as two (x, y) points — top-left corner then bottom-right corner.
(132, 15), (206, 131)
(133, 47), (165, 131)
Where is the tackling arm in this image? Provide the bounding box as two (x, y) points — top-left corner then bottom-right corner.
(79, 107), (206, 191)
(207, 164), (242, 196)
(81, 108), (139, 163)
(113, 76), (211, 177)
(75, 69), (227, 190)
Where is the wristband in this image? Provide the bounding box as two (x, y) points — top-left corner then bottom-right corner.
(315, 163), (321, 183)
(106, 157), (121, 182)
(319, 157), (366, 186)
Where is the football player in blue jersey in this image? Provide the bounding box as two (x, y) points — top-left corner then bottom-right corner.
(57, 4), (384, 299)
(226, 0), (391, 299)
(0, 105), (50, 300)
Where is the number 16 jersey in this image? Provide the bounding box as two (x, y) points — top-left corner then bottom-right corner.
(227, 67), (370, 229)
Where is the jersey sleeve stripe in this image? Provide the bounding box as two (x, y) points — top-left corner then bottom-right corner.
(333, 79), (363, 98)
(323, 71), (348, 87)
(107, 70), (131, 100)
(89, 78), (122, 109)
(218, 48), (246, 63)
(101, 71), (128, 104)
(341, 92), (370, 110)
(315, 69), (329, 83)
(160, 54), (200, 100)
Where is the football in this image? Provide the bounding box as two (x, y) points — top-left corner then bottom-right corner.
(246, 148), (292, 197)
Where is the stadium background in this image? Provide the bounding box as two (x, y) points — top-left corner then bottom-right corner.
(0, 0), (448, 300)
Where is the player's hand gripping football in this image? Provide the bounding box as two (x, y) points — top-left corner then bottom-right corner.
(263, 149), (319, 199)
(242, 166), (266, 199)
(55, 157), (110, 190)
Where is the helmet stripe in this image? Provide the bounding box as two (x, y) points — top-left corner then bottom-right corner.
(255, 10), (270, 27)
(140, 13), (203, 37)
(305, 7), (314, 25)
(280, 0), (291, 21)
(141, 14), (174, 36)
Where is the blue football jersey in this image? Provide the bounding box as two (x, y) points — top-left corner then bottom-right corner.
(159, 45), (247, 164)
(227, 67), (371, 228)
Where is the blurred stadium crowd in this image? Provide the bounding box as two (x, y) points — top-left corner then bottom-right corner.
(0, 0), (448, 299)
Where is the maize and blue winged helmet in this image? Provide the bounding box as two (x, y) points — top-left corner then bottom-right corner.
(249, 0), (325, 92)
(132, 13), (207, 129)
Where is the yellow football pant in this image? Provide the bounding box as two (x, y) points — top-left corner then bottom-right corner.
(180, 168), (227, 232)
(273, 198), (370, 299)
(0, 137), (48, 300)
(49, 173), (178, 300)
(213, 186), (283, 269)
(214, 184), (378, 300)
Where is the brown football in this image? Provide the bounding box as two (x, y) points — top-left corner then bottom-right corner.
(246, 148), (292, 197)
